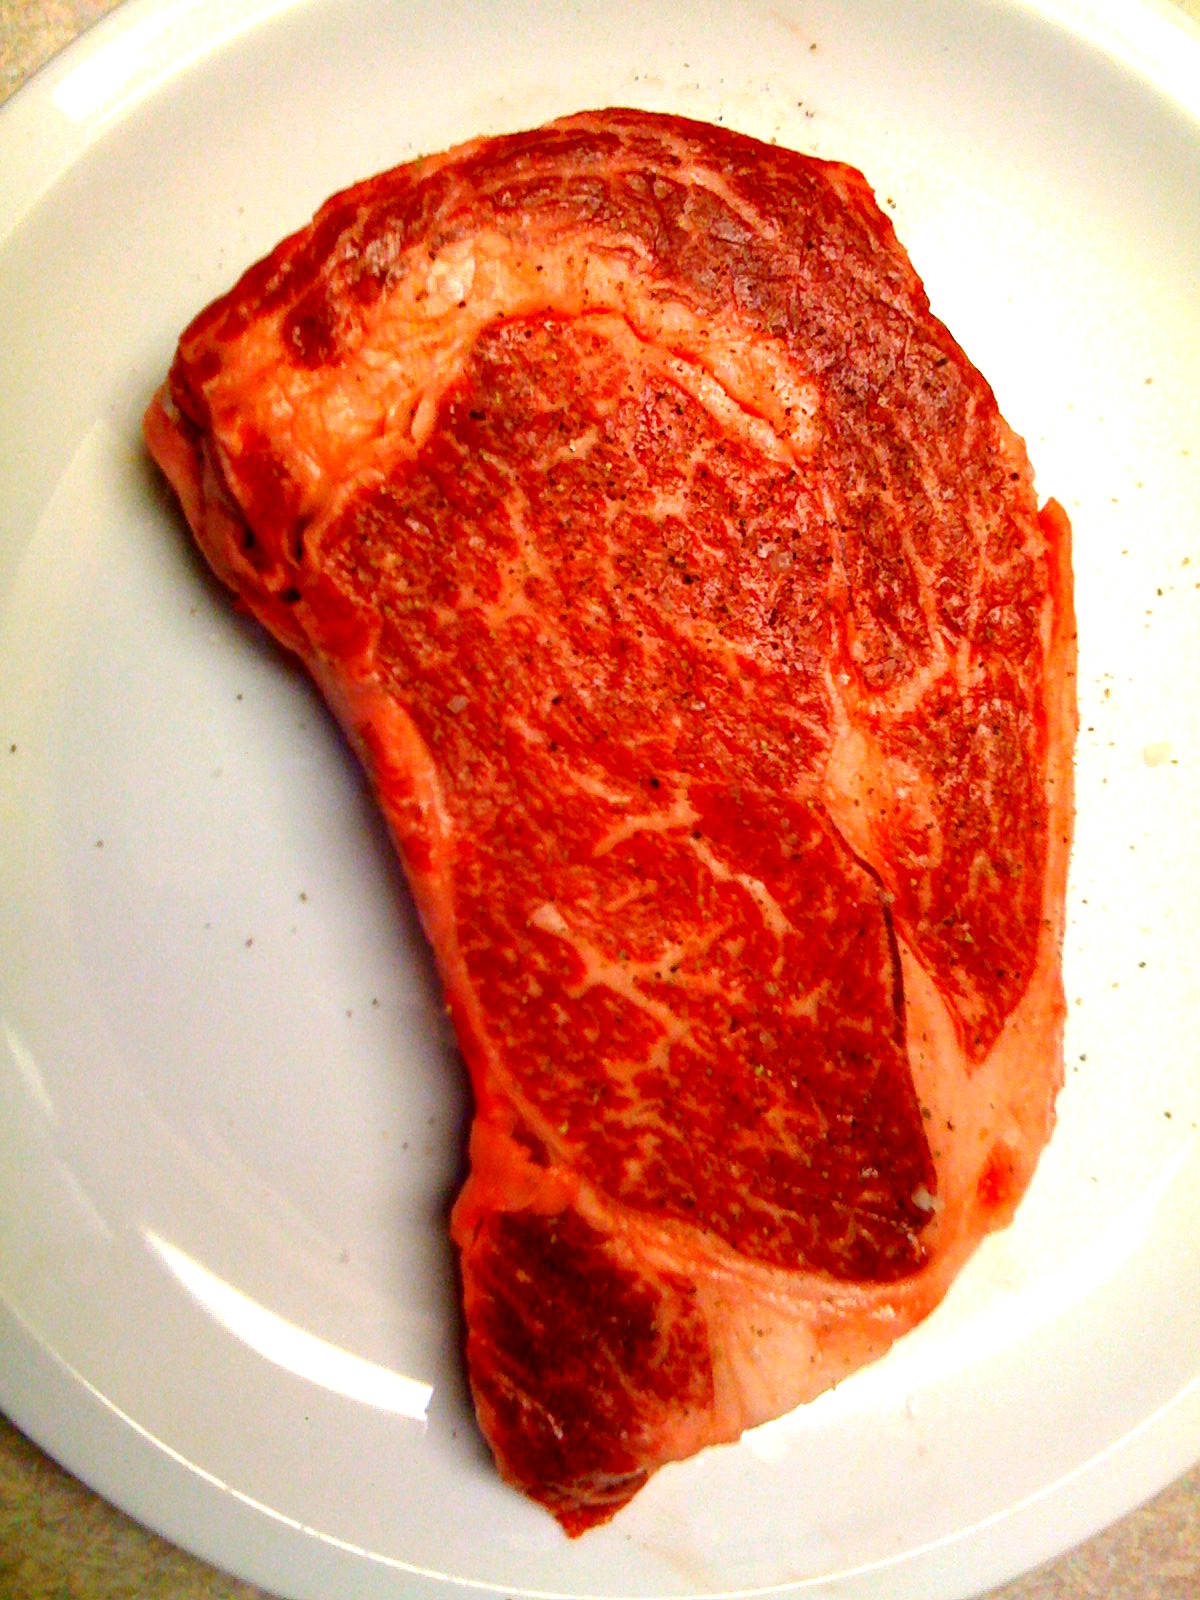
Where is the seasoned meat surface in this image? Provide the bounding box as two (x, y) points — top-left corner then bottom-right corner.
(144, 108), (1076, 1534)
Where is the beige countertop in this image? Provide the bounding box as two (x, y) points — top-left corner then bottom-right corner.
(2, 1), (1199, 1596)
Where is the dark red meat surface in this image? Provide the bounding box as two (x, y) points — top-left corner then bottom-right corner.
(144, 109), (1076, 1534)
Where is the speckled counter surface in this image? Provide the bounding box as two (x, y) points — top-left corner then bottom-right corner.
(2, 2), (1200, 1596)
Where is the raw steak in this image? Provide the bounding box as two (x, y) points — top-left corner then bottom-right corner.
(144, 109), (1076, 1534)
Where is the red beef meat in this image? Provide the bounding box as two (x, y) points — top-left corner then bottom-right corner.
(144, 109), (1076, 1534)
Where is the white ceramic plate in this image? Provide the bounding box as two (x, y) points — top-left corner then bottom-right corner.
(3, 1), (1200, 1596)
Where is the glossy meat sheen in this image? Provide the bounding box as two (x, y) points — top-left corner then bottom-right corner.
(144, 108), (1076, 1535)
